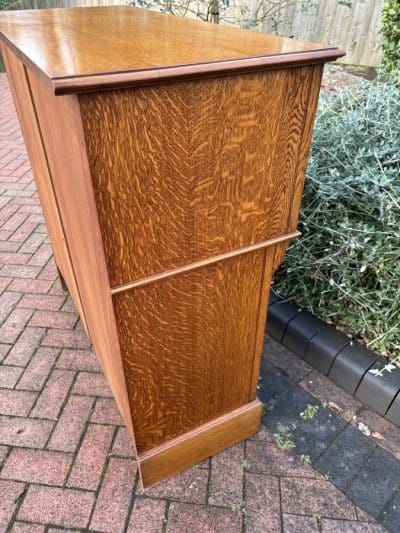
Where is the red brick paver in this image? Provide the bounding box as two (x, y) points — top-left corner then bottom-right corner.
(5, 327), (46, 366)
(137, 467), (209, 504)
(0, 415), (53, 448)
(245, 473), (281, 531)
(127, 498), (167, 532)
(112, 426), (135, 457)
(67, 423), (114, 490)
(89, 458), (137, 532)
(15, 346), (58, 391)
(18, 486), (95, 528)
(209, 443), (244, 506)
(168, 502), (243, 532)
(0, 388), (37, 416)
(0, 364), (22, 387)
(0, 72), (395, 532)
(47, 394), (94, 452)
(1, 448), (71, 485)
(30, 368), (75, 419)
(0, 479), (25, 530)
(280, 477), (357, 519)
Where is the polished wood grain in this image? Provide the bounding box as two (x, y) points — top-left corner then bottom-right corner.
(110, 231), (300, 295)
(288, 65), (323, 232)
(249, 246), (276, 398)
(140, 399), (262, 487)
(24, 66), (136, 450)
(114, 250), (266, 452)
(272, 63), (323, 271)
(80, 66), (318, 288)
(0, 7), (344, 94)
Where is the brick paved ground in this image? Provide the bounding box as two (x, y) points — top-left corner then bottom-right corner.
(1, 72), (399, 532)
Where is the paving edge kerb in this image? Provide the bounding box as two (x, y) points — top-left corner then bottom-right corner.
(266, 292), (400, 428)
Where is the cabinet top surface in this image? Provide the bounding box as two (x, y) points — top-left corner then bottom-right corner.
(0, 6), (344, 94)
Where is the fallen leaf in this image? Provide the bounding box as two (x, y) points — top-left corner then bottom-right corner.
(358, 422), (371, 436)
(328, 401), (343, 413)
(371, 431), (385, 441)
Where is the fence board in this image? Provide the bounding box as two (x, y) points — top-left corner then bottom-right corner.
(257, 0), (383, 67)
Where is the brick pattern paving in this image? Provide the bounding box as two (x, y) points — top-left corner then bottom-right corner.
(0, 73), (399, 532)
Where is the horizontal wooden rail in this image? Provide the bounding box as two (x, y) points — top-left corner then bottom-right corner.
(110, 230), (301, 295)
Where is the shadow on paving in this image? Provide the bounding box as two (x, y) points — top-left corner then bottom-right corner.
(260, 337), (400, 531)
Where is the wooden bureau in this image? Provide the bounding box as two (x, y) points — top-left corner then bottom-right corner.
(0, 6), (344, 487)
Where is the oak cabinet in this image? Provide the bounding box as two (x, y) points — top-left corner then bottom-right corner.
(0, 6), (344, 487)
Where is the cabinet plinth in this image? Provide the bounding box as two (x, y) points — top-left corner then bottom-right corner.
(0, 6), (344, 487)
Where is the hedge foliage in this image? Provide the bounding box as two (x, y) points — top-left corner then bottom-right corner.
(381, 0), (400, 72)
(273, 73), (400, 360)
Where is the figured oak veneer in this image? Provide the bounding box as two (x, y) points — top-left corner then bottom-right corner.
(114, 250), (267, 452)
(0, 6), (345, 487)
(79, 65), (321, 287)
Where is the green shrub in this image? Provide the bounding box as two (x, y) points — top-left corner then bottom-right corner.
(0, 0), (17, 9)
(273, 73), (400, 361)
(381, 0), (400, 72)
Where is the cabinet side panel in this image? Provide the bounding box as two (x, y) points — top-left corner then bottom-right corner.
(24, 68), (136, 449)
(113, 250), (265, 453)
(0, 44), (83, 314)
(272, 64), (323, 271)
(288, 64), (323, 232)
(79, 66), (318, 287)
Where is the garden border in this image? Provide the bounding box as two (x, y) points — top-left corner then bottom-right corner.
(266, 293), (400, 427)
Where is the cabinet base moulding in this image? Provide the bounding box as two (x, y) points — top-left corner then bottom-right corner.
(139, 399), (262, 487)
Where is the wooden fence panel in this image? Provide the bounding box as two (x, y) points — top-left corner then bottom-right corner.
(256, 0), (383, 67)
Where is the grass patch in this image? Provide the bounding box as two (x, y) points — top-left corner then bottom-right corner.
(300, 404), (319, 421)
(273, 432), (295, 451)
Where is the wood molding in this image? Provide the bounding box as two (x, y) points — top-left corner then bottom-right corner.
(110, 231), (300, 295)
(139, 399), (262, 487)
(52, 49), (344, 95)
